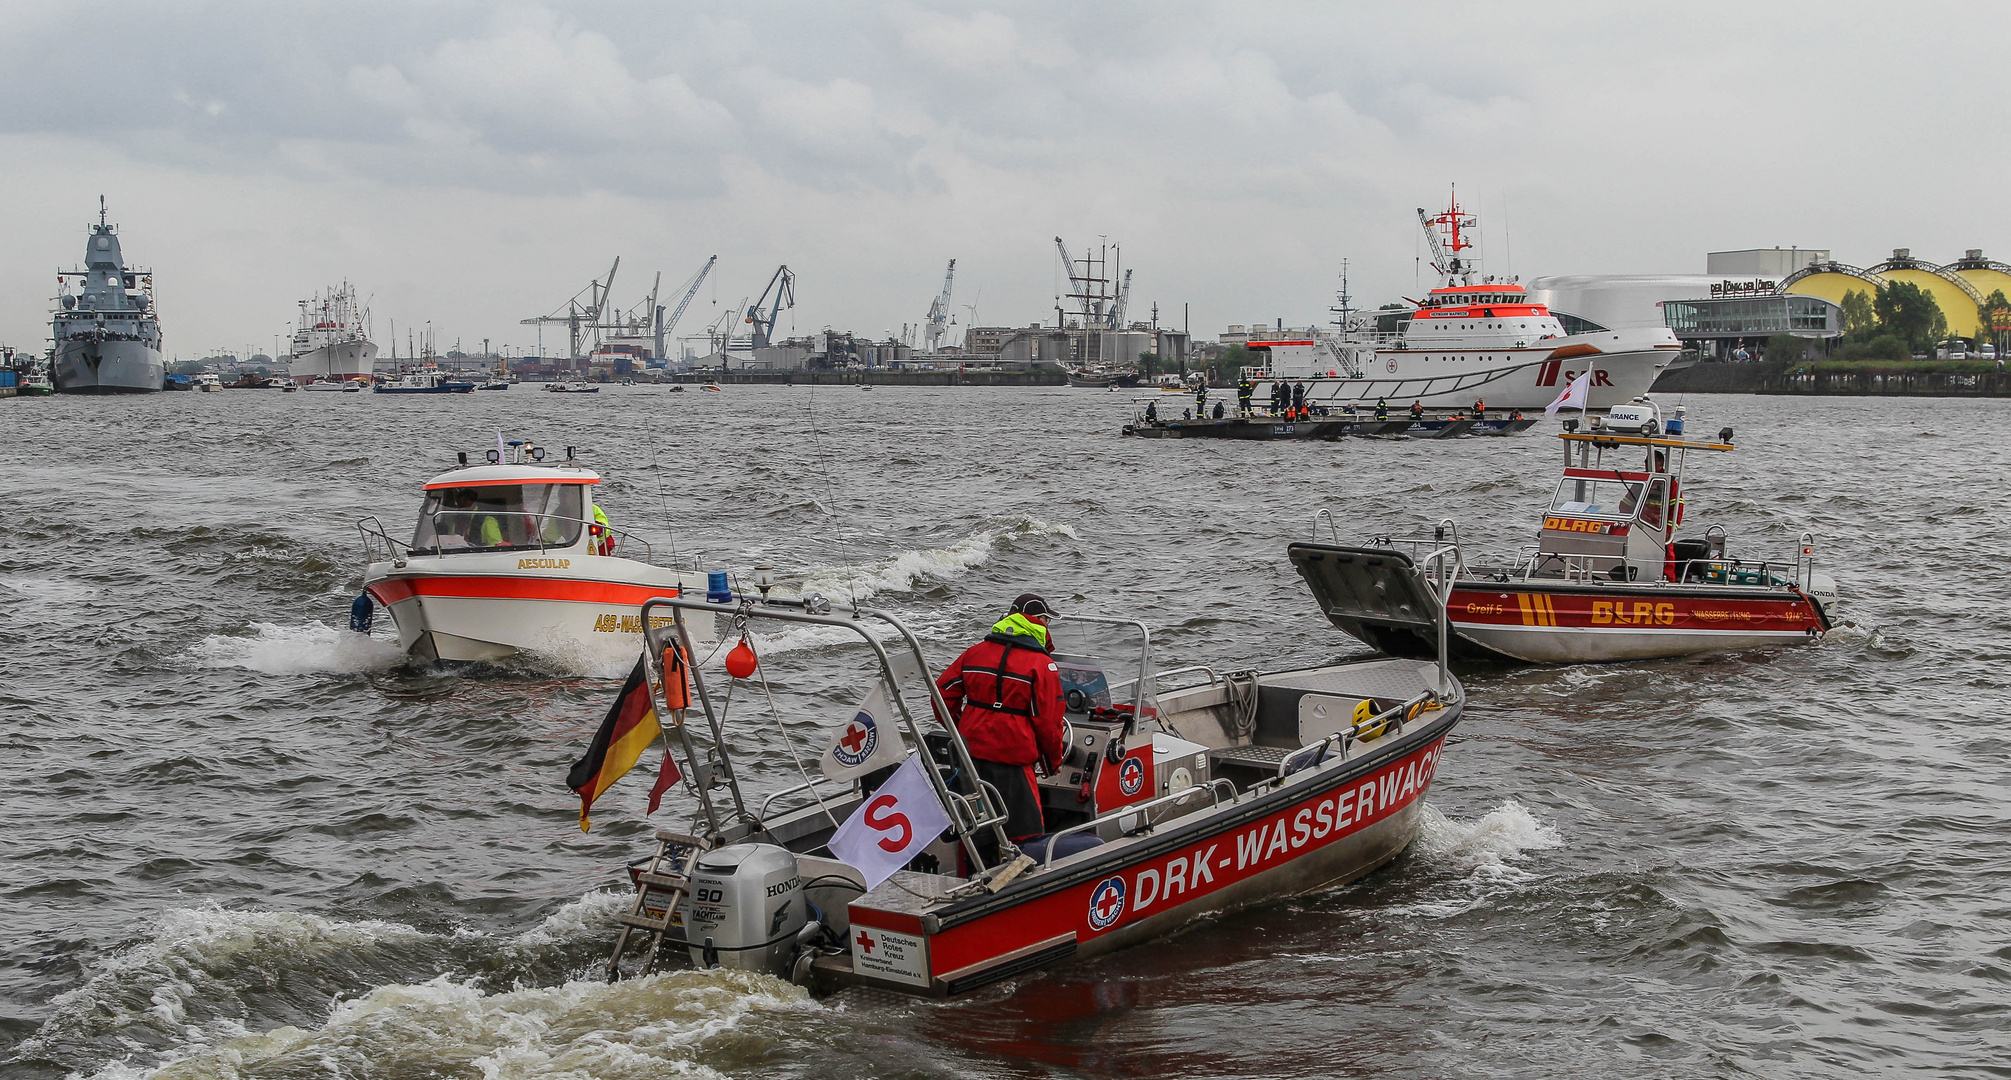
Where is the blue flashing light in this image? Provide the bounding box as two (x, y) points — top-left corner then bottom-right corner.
(706, 570), (732, 604)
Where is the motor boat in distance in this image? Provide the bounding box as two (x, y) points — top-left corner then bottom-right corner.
(1290, 399), (1837, 664)
(357, 441), (705, 663)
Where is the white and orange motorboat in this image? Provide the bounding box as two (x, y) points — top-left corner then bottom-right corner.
(1290, 399), (1839, 664)
(593, 585), (1463, 997)
(355, 441), (706, 664)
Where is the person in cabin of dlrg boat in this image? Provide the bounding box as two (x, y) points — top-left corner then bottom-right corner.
(936, 594), (1066, 864)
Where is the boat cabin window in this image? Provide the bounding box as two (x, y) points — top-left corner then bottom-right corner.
(411, 483), (585, 553)
(1549, 477), (1642, 520)
(1639, 478), (1668, 530)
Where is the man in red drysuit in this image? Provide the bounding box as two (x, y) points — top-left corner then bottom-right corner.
(936, 593), (1066, 860)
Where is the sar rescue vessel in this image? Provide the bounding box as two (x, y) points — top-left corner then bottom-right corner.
(357, 441), (706, 663)
(1247, 192), (1678, 411)
(51, 199), (164, 395)
(596, 576), (1463, 998)
(1289, 399), (1837, 665)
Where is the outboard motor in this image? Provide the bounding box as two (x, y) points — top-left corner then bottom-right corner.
(349, 592), (374, 634)
(685, 843), (806, 977)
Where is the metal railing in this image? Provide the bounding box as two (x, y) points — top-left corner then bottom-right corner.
(1106, 664), (1220, 704)
(1035, 778), (1239, 865)
(1313, 509), (1343, 544)
(639, 594), (1013, 880)
(1052, 614), (1154, 737)
(756, 777), (859, 825)
(1273, 689), (1438, 783)
(359, 510), (702, 572)
(357, 516), (407, 567)
(421, 509), (644, 561)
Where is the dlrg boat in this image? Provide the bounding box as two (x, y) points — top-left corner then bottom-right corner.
(356, 441), (705, 663)
(594, 579), (1463, 998)
(1289, 399), (1837, 664)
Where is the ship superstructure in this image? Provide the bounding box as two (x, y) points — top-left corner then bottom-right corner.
(288, 282), (378, 384)
(51, 198), (163, 394)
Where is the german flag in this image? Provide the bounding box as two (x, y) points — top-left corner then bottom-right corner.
(567, 654), (667, 833)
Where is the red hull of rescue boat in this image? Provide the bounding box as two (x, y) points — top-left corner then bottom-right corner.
(1440, 580), (1829, 664)
(826, 716), (1455, 996)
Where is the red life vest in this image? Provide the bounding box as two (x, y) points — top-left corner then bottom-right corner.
(936, 630), (1065, 769)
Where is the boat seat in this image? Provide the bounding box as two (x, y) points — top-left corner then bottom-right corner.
(1207, 745), (1292, 770)
(1023, 832), (1104, 863)
(1207, 744), (1294, 791)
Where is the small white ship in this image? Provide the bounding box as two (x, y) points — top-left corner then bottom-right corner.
(287, 283), (377, 386)
(51, 199), (164, 395)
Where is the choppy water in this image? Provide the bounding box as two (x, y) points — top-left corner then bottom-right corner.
(1, 387), (2006, 1079)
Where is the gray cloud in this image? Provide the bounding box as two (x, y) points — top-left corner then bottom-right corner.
(1, 1), (2005, 357)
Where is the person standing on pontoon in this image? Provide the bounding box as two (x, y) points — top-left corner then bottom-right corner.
(936, 594), (1066, 866)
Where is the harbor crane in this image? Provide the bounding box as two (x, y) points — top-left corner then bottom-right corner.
(744, 265), (795, 348)
(1110, 268), (1134, 329)
(646, 255), (716, 367)
(1054, 237), (1088, 326)
(923, 259), (956, 351)
(610, 270), (661, 345)
(521, 257), (620, 360)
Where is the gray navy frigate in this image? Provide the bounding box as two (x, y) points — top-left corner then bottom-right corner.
(52, 198), (162, 394)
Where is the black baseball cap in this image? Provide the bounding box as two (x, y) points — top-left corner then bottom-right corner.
(1010, 593), (1056, 619)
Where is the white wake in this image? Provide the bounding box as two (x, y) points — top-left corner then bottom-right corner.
(191, 621), (405, 675)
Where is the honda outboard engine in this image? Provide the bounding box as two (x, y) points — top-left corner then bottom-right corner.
(685, 843), (806, 977)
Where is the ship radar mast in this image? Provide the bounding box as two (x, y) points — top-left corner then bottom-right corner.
(1417, 186), (1478, 286)
(1328, 258), (1355, 334)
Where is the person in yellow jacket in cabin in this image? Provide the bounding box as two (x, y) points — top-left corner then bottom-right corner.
(590, 504), (616, 556)
(442, 488), (504, 548)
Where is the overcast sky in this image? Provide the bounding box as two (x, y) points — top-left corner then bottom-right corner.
(2, 1), (2003, 358)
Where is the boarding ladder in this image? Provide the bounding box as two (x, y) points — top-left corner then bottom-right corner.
(605, 829), (711, 981)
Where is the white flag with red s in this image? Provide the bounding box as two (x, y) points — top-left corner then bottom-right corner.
(828, 753), (953, 889)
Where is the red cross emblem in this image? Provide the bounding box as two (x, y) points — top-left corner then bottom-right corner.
(1086, 876), (1126, 931)
(856, 929), (875, 954)
(833, 711), (878, 768)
